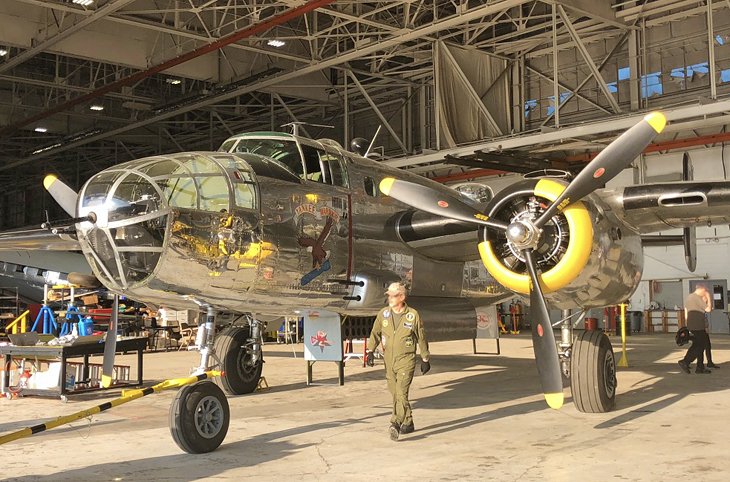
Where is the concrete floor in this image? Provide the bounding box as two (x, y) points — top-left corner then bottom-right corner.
(1, 333), (729, 481)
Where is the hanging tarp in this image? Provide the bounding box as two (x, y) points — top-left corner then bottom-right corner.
(436, 41), (509, 147)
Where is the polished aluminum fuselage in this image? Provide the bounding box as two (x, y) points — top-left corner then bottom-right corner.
(74, 139), (506, 321)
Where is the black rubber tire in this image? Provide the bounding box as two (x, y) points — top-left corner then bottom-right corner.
(214, 326), (263, 395)
(570, 330), (617, 413)
(169, 381), (230, 454)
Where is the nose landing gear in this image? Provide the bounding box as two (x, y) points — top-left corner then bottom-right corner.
(169, 308), (264, 453)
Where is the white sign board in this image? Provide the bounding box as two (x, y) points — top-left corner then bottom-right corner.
(476, 305), (499, 339)
(303, 309), (343, 361)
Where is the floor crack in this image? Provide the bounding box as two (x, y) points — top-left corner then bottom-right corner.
(315, 443), (332, 474)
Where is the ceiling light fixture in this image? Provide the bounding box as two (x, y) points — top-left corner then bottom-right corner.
(0, 49), (8, 57)
(166, 78), (182, 85)
(34, 127), (48, 133)
(90, 105), (104, 111)
(267, 39), (286, 48)
(72, 0), (94, 6)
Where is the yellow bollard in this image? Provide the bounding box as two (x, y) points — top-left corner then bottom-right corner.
(618, 303), (629, 367)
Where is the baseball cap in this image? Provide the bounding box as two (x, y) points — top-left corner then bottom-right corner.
(384, 282), (407, 296)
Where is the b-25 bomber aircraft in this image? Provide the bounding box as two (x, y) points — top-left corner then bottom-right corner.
(3, 110), (730, 454)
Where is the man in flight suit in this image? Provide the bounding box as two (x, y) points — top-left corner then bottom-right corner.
(366, 282), (430, 441)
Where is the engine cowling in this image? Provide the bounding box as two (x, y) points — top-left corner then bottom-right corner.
(478, 178), (643, 310)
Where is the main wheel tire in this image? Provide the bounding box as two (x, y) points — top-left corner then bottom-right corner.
(570, 330), (617, 413)
(170, 381), (230, 454)
(214, 326), (263, 395)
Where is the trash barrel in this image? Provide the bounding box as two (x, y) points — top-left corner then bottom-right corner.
(615, 314), (632, 336)
(629, 311), (643, 333)
(584, 317), (598, 330)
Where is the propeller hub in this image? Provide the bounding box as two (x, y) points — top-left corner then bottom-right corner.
(506, 221), (541, 250)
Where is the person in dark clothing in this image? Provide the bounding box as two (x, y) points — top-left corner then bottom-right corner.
(679, 284), (713, 374)
(700, 292), (720, 368)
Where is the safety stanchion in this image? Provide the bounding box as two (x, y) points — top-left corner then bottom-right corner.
(618, 303), (629, 368)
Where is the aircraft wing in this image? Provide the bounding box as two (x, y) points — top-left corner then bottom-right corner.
(0, 227), (81, 251)
(600, 181), (730, 234)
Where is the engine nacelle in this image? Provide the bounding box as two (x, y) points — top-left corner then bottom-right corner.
(478, 178), (643, 310)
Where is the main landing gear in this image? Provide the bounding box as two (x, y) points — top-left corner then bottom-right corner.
(558, 310), (617, 413)
(169, 308), (265, 453)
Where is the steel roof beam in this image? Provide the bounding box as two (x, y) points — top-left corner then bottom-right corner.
(557, 4), (621, 114)
(0, 0), (137, 75)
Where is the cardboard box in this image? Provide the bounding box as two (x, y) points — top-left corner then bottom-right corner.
(82, 294), (99, 306)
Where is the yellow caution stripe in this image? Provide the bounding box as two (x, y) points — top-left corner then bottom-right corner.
(0, 370), (222, 446)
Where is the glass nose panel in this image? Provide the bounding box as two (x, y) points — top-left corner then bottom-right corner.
(80, 171), (168, 288)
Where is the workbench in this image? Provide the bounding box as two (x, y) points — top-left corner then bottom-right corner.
(1, 337), (147, 398)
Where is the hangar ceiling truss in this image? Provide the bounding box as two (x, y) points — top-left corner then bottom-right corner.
(0, 0), (729, 226)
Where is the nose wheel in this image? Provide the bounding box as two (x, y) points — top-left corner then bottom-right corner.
(170, 381), (230, 454)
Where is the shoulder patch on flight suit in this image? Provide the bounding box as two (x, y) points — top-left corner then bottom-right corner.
(383, 309), (390, 318)
(406, 312), (415, 322)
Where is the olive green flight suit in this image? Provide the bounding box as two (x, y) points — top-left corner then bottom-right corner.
(368, 304), (430, 426)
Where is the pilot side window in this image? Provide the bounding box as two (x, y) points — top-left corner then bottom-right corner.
(300, 145), (325, 183)
(320, 152), (349, 188)
(364, 176), (377, 196)
(232, 171), (256, 210)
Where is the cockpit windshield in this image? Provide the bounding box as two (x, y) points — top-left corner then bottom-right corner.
(232, 138), (303, 177)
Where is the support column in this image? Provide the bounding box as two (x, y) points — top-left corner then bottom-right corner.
(708, 0), (717, 100)
(629, 30), (640, 111)
(552, 3), (560, 127)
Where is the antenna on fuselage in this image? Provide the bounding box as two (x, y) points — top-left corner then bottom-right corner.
(365, 125), (382, 158)
(281, 121), (334, 138)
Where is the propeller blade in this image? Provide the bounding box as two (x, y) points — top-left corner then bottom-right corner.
(523, 249), (564, 409)
(534, 111), (666, 229)
(101, 294), (119, 389)
(43, 175), (78, 217)
(379, 178), (507, 230)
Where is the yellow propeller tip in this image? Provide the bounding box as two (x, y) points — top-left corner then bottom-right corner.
(544, 392), (564, 410)
(101, 375), (113, 389)
(644, 111), (666, 134)
(43, 174), (57, 190)
(379, 177), (395, 196)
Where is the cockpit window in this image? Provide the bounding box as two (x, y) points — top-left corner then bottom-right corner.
(163, 176), (197, 209)
(82, 171), (123, 208)
(179, 154), (220, 174)
(198, 176), (230, 212)
(300, 144), (325, 182)
(232, 138), (303, 177)
(219, 139), (237, 152)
